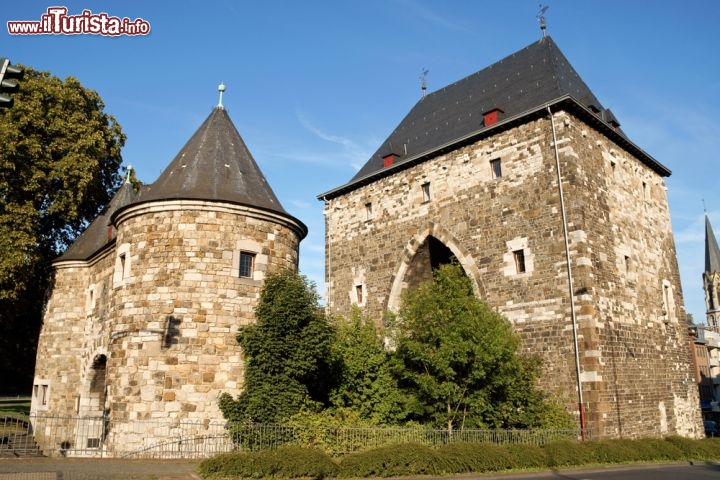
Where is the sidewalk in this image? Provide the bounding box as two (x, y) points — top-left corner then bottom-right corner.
(0, 457), (201, 479)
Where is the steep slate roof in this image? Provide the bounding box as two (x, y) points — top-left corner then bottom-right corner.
(319, 36), (670, 200)
(134, 107), (288, 215)
(706, 215), (720, 274)
(56, 182), (139, 262)
(58, 105), (307, 262)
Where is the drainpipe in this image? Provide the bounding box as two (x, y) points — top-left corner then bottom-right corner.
(548, 106), (586, 440)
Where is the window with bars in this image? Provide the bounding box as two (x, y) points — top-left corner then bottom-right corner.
(239, 252), (256, 278)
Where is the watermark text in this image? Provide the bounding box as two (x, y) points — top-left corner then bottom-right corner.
(8, 7), (150, 36)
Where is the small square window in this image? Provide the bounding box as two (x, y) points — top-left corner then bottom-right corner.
(513, 250), (526, 274)
(87, 438), (100, 449)
(239, 252), (255, 278)
(490, 158), (502, 178)
(421, 182), (431, 202)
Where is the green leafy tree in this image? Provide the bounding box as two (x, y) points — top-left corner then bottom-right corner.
(0, 65), (125, 393)
(393, 263), (556, 431)
(219, 270), (335, 424)
(328, 308), (412, 425)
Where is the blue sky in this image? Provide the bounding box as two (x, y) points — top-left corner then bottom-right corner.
(3, 1), (719, 324)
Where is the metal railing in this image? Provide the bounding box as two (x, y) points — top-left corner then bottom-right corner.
(1, 414), (586, 459)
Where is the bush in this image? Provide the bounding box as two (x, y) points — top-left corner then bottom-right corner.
(286, 408), (377, 456)
(436, 442), (514, 473)
(199, 436), (720, 479)
(336, 443), (447, 478)
(505, 443), (548, 469)
(543, 439), (596, 467)
(639, 438), (686, 462)
(664, 435), (720, 460)
(589, 439), (644, 464)
(198, 446), (336, 479)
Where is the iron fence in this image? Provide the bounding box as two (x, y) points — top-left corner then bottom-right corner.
(0, 414), (587, 459)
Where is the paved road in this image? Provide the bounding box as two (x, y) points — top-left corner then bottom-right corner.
(0, 459), (718, 480)
(457, 462), (720, 479)
(0, 457), (201, 479)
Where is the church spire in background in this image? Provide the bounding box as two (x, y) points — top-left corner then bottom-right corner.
(704, 212), (720, 328)
(706, 213), (720, 274)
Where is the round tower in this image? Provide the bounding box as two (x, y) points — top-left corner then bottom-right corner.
(104, 105), (306, 449)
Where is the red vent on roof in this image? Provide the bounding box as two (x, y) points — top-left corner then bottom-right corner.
(483, 108), (504, 127)
(383, 153), (399, 168)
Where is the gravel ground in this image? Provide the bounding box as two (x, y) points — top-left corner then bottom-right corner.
(0, 457), (202, 479)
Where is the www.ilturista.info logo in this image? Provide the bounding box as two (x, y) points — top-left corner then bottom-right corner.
(7, 7), (150, 36)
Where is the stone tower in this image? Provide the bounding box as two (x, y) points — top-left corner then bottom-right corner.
(319, 37), (702, 439)
(31, 104), (307, 455)
(704, 214), (720, 329)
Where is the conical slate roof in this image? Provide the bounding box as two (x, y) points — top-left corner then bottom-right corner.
(319, 36), (669, 199)
(136, 106), (287, 215)
(56, 181), (139, 262)
(706, 215), (720, 274)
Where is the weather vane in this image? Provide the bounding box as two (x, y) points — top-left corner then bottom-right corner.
(537, 4), (549, 38)
(420, 68), (429, 98)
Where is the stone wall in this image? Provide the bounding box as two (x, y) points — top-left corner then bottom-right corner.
(33, 199), (304, 454)
(324, 110), (702, 438)
(105, 201), (302, 432)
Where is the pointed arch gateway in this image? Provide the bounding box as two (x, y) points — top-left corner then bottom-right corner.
(78, 352), (108, 416)
(386, 223), (484, 313)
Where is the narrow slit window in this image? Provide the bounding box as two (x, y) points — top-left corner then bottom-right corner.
(118, 253), (126, 279)
(239, 252), (255, 278)
(356, 285), (363, 304)
(513, 249), (526, 274)
(421, 182), (431, 202)
(365, 202), (373, 220)
(624, 255), (632, 274)
(490, 158), (502, 178)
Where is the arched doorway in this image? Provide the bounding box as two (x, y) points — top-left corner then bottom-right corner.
(404, 235), (457, 291)
(85, 354), (107, 415)
(387, 224), (483, 313)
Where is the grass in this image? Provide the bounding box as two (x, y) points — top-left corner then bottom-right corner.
(0, 396), (31, 421)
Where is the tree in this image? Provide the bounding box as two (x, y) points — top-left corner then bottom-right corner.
(328, 308), (411, 425)
(392, 263), (556, 431)
(0, 65), (125, 393)
(219, 270), (335, 424)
